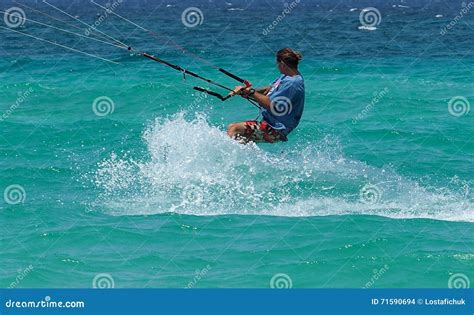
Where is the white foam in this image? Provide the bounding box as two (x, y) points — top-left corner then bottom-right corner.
(93, 112), (474, 222)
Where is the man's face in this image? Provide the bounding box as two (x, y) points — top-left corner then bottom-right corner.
(276, 60), (284, 73)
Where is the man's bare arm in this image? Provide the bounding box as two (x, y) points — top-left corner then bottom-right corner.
(256, 86), (271, 95)
(230, 86), (272, 111)
(249, 91), (271, 110)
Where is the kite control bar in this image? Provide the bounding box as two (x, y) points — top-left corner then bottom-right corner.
(140, 51), (255, 104)
(219, 68), (252, 88)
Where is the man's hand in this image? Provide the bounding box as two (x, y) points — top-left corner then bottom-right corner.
(229, 85), (244, 96)
(229, 85), (256, 98)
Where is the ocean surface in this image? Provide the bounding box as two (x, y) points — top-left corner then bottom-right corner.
(1, 0), (473, 288)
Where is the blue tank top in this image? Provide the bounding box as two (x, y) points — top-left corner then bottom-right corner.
(262, 74), (305, 135)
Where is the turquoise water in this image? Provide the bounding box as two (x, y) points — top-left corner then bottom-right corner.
(1, 1), (473, 288)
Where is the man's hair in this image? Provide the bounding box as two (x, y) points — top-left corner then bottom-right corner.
(276, 48), (303, 69)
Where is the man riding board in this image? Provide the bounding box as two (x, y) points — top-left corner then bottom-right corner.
(227, 48), (305, 143)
